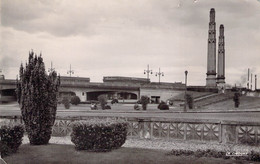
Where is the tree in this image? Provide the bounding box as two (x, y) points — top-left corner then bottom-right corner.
(71, 95), (81, 105)
(16, 51), (60, 145)
(140, 96), (149, 110)
(98, 95), (107, 110)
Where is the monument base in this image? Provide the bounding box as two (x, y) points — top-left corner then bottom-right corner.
(206, 75), (217, 87)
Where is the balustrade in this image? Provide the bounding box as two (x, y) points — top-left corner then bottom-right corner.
(1, 117), (259, 146)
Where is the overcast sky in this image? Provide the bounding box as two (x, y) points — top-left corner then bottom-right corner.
(1, 0), (260, 87)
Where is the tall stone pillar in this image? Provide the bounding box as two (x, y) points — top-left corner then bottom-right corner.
(206, 8), (217, 87)
(217, 24), (225, 85)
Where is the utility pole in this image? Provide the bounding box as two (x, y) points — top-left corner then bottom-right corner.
(67, 64), (74, 77)
(144, 64), (152, 82)
(155, 68), (164, 84)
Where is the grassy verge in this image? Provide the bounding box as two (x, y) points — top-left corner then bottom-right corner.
(3, 144), (250, 164)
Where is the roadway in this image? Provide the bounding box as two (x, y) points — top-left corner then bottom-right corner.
(1, 103), (260, 123)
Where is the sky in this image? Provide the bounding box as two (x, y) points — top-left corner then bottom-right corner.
(0, 0), (260, 87)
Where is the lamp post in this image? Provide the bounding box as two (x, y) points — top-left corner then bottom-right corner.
(67, 64), (74, 77)
(144, 64), (152, 82)
(184, 70), (188, 112)
(48, 61), (55, 73)
(155, 68), (164, 84)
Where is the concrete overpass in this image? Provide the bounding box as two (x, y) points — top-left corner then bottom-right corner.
(0, 76), (186, 103)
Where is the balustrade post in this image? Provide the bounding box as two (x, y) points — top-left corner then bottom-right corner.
(184, 123), (187, 140)
(167, 123), (170, 140)
(219, 123), (222, 143)
(138, 119), (144, 139)
(254, 126), (258, 145)
(201, 124), (205, 141)
(159, 122), (162, 138)
(235, 126), (239, 144)
(150, 122), (154, 139)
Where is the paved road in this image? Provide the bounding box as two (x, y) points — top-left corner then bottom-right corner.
(1, 103), (260, 123)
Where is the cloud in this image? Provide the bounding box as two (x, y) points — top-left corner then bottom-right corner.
(1, 0), (260, 86)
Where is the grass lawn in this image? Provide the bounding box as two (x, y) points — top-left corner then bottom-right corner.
(3, 144), (249, 164)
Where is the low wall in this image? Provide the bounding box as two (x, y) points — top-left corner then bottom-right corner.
(1, 116), (259, 146)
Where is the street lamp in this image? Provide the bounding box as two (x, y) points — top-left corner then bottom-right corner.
(184, 70), (188, 112)
(67, 64), (74, 77)
(155, 68), (164, 84)
(144, 64), (152, 82)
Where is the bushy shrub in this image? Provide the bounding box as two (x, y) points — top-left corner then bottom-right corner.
(62, 97), (70, 109)
(157, 101), (169, 110)
(16, 51), (60, 145)
(105, 105), (111, 109)
(233, 92), (240, 108)
(98, 95), (107, 110)
(134, 104), (140, 110)
(140, 96), (149, 110)
(0, 124), (24, 157)
(71, 96), (81, 105)
(71, 118), (128, 151)
(186, 94), (194, 109)
(111, 99), (119, 104)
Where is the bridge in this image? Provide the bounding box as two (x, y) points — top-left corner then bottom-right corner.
(0, 76), (186, 103)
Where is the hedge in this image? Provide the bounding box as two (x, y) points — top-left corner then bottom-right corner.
(0, 124), (24, 157)
(157, 101), (169, 110)
(71, 118), (128, 151)
(71, 96), (81, 105)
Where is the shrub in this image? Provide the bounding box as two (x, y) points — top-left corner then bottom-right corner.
(185, 94), (194, 109)
(140, 96), (149, 110)
(98, 95), (107, 110)
(0, 124), (24, 157)
(111, 99), (119, 104)
(62, 97), (70, 109)
(16, 51), (60, 145)
(71, 96), (81, 105)
(157, 101), (169, 110)
(233, 92), (240, 108)
(105, 105), (111, 109)
(134, 104), (140, 110)
(71, 118), (128, 151)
